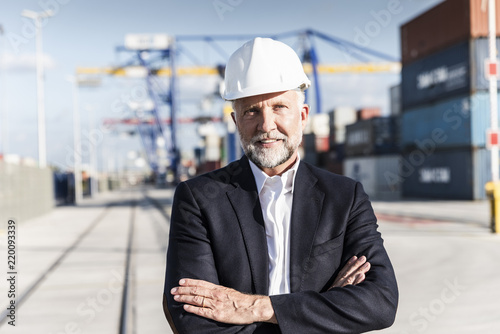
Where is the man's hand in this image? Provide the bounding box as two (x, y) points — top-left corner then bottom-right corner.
(171, 256), (370, 325)
(171, 279), (277, 325)
(329, 255), (371, 290)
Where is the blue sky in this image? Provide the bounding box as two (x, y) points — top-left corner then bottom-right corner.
(0, 0), (443, 171)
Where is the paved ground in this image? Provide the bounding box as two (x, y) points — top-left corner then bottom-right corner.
(0, 186), (498, 333)
(372, 199), (500, 334)
(0, 188), (174, 334)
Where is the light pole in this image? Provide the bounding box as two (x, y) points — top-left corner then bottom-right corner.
(86, 105), (99, 197)
(21, 9), (53, 168)
(0, 24), (7, 157)
(68, 76), (83, 205)
(487, 0), (499, 182)
(485, 0), (500, 234)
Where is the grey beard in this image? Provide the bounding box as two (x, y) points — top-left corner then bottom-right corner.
(244, 141), (295, 168)
(240, 131), (302, 169)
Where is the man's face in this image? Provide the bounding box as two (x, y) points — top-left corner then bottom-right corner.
(232, 90), (309, 173)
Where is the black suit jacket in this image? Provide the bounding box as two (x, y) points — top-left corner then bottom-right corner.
(164, 156), (398, 333)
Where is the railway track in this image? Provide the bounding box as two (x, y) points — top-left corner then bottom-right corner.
(0, 188), (172, 333)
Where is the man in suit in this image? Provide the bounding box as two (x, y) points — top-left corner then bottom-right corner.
(163, 37), (398, 333)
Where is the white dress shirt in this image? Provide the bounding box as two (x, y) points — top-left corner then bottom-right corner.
(249, 158), (300, 296)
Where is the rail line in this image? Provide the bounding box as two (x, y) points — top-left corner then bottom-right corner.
(0, 189), (172, 333)
(119, 199), (137, 334)
(0, 202), (114, 324)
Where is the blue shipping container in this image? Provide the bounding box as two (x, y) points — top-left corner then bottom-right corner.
(400, 92), (498, 151)
(345, 117), (400, 157)
(401, 41), (470, 109)
(402, 37), (500, 109)
(401, 147), (494, 200)
(472, 37), (500, 91)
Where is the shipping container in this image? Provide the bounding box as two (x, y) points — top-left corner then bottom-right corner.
(344, 155), (401, 201)
(301, 134), (331, 159)
(402, 37), (500, 109)
(315, 136), (329, 153)
(345, 117), (400, 157)
(401, 92), (498, 151)
(323, 143), (345, 171)
(302, 133), (317, 165)
(390, 84), (402, 116)
(401, 41), (470, 109)
(471, 37), (500, 91)
(328, 107), (357, 144)
(53, 172), (75, 205)
(205, 134), (221, 161)
(401, 147), (495, 200)
(321, 150), (343, 175)
(311, 113), (330, 136)
(224, 131), (242, 164)
(332, 106), (357, 127)
(401, 0), (500, 65)
(335, 128), (348, 145)
(357, 107), (382, 121)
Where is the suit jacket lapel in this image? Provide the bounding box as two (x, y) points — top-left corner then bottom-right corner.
(226, 157), (269, 295)
(289, 163), (325, 292)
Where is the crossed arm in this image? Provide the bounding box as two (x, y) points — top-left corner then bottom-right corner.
(164, 179), (398, 333)
(166, 255), (370, 326)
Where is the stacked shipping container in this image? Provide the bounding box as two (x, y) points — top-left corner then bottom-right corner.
(343, 116), (401, 200)
(312, 107), (358, 175)
(400, 0), (500, 200)
(401, 0), (500, 65)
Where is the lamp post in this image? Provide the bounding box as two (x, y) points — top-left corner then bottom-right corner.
(21, 9), (53, 168)
(68, 76), (83, 205)
(0, 24), (7, 157)
(487, 0), (499, 182)
(86, 105), (99, 197)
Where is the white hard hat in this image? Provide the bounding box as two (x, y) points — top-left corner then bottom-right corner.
(222, 37), (311, 101)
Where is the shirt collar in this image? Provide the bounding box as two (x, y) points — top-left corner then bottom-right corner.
(248, 155), (301, 195)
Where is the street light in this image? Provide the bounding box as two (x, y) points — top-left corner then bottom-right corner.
(0, 24), (7, 157)
(21, 9), (54, 168)
(487, 0), (499, 182)
(67, 76), (83, 205)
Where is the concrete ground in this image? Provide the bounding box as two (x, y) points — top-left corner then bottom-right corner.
(372, 199), (500, 334)
(0, 188), (174, 334)
(0, 187), (498, 333)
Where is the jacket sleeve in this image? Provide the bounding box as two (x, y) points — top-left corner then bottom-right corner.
(270, 182), (398, 334)
(164, 181), (277, 334)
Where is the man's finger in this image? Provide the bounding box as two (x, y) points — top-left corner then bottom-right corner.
(178, 278), (217, 288)
(340, 256), (367, 279)
(337, 256), (357, 277)
(174, 293), (211, 308)
(351, 262), (370, 285)
(329, 256), (371, 289)
(353, 273), (365, 285)
(171, 285), (213, 300)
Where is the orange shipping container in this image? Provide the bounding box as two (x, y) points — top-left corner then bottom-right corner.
(401, 0), (500, 65)
(315, 136), (330, 153)
(357, 107), (382, 121)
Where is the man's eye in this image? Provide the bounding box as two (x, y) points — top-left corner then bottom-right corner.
(274, 105), (288, 111)
(244, 108), (258, 115)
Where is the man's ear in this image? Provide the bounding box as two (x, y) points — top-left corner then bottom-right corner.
(301, 104), (310, 130)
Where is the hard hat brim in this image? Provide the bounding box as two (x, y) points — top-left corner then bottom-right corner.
(222, 80), (311, 101)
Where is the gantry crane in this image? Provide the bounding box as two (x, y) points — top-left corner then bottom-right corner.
(76, 29), (400, 183)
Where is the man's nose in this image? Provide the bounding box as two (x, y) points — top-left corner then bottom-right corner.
(257, 109), (277, 133)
